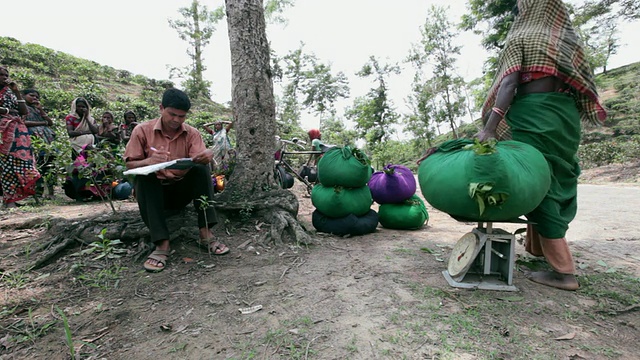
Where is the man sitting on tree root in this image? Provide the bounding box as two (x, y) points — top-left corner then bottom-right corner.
(124, 88), (229, 273)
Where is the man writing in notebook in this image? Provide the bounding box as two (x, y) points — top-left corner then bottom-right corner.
(124, 88), (229, 272)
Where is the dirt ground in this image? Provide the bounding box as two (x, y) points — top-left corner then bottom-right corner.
(0, 164), (639, 360)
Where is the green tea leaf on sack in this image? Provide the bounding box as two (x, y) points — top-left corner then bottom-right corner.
(596, 260), (607, 267)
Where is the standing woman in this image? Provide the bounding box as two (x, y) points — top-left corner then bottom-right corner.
(23, 89), (56, 198)
(0, 66), (41, 208)
(203, 120), (233, 175)
(477, 0), (606, 290)
(65, 97), (98, 159)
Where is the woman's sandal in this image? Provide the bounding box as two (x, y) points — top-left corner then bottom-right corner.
(144, 249), (170, 272)
(199, 239), (230, 256)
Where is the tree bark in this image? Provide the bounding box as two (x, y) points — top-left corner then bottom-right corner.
(222, 0), (310, 245)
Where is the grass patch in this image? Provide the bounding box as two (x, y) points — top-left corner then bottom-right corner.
(578, 271), (640, 309)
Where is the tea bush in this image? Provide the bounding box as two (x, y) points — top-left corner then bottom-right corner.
(579, 136), (640, 169)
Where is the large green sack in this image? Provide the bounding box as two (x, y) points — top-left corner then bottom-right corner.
(311, 184), (372, 218)
(378, 194), (429, 230)
(317, 146), (372, 188)
(418, 139), (551, 221)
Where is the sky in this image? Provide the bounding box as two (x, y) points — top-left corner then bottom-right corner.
(2, 0), (639, 131)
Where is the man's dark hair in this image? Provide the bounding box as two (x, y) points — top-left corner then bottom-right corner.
(162, 88), (191, 111)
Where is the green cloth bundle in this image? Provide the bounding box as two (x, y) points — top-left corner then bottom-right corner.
(311, 184), (373, 218)
(378, 195), (429, 230)
(317, 146), (372, 188)
(418, 139), (551, 221)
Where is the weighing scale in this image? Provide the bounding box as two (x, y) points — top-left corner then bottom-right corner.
(443, 221), (527, 292)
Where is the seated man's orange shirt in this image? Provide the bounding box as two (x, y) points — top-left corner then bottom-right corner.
(124, 118), (207, 181)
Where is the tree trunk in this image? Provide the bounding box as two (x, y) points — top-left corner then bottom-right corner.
(192, 0), (205, 94)
(221, 0), (312, 245)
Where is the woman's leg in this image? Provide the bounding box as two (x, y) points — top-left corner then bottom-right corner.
(529, 236), (579, 290)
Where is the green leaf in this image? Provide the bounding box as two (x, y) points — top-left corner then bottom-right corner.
(596, 260), (608, 267)
(475, 195), (486, 216)
(420, 247), (435, 254)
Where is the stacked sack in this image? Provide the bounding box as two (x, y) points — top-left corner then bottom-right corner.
(369, 164), (429, 230)
(311, 146), (378, 236)
(418, 139), (551, 221)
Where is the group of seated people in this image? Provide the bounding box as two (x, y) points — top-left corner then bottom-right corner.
(0, 65), (138, 208)
(66, 97), (139, 157)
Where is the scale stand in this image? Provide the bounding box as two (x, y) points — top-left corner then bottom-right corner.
(442, 222), (518, 291)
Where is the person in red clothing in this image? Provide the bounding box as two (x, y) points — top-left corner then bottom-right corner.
(0, 66), (40, 208)
(306, 128), (322, 166)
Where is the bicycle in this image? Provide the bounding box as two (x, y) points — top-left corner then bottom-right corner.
(274, 137), (326, 194)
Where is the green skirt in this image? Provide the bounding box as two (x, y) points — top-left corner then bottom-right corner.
(506, 92), (581, 238)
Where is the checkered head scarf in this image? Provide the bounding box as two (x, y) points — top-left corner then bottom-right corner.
(482, 0), (606, 134)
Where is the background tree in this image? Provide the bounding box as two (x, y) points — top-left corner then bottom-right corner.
(298, 58), (350, 123)
(168, 0), (225, 99)
(460, 0), (517, 55)
(407, 5), (467, 138)
(222, 0), (310, 245)
(273, 47), (305, 136)
(577, 0), (639, 20)
(346, 56), (400, 166)
(320, 116), (358, 147)
(404, 78), (437, 149)
(577, 14), (620, 73)
(274, 44), (350, 134)
(264, 0), (296, 24)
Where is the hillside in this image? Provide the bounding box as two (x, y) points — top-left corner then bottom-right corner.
(0, 36), (230, 125)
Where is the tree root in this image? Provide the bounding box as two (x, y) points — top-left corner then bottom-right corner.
(262, 208), (313, 246)
(23, 236), (77, 271)
(215, 189), (314, 245)
(7, 189), (311, 270)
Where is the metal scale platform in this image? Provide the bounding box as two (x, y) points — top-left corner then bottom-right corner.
(443, 222), (522, 291)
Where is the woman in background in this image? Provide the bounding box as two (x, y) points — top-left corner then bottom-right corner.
(23, 89), (56, 198)
(65, 97), (98, 159)
(0, 66), (40, 208)
(204, 120), (234, 176)
(97, 111), (120, 145)
(119, 110), (139, 144)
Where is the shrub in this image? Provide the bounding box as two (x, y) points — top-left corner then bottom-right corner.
(579, 136), (640, 169)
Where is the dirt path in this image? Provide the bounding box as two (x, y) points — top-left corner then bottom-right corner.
(0, 183), (639, 360)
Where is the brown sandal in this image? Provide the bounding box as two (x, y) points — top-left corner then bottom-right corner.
(144, 249), (170, 272)
(199, 239), (230, 256)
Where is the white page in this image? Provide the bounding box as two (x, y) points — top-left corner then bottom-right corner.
(123, 158), (195, 176)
